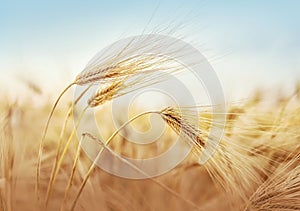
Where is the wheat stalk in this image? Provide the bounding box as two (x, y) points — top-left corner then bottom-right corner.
(61, 133), (85, 210)
(36, 82), (76, 201)
(37, 50), (185, 200)
(44, 106), (88, 205)
(44, 106), (73, 206)
(69, 132), (202, 211)
(44, 68), (182, 204)
(68, 106), (210, 209)
(66, 110), (157, 208)
(1, 81), (299, 209)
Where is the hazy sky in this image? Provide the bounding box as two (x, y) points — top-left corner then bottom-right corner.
(1, 0), (299, 99)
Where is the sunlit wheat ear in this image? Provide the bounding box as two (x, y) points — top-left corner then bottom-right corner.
(44, 56), (183, 204)
(160, 107), (205, 152)
(41, 39), (189, 204)
(245, 153), (300, 211)
(35, 59), (127, 198)
(75, 65), (120, 85)
(88, 80), (125, 107)
(38, 51), (184, 196)
(198, 107), (300, 204)
(200, 127), (267, 202)
(70, 106), (207, 209)
(75, 54), (181, 86)
(49, 81), (126, 202)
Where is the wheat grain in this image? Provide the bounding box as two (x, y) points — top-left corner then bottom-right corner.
(160, 107), (205, 149)
(88, 81), (125, 107)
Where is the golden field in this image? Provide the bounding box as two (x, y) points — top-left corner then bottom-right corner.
(0, 82), (300, 211)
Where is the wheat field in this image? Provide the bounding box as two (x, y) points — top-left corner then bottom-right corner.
(0, 79), (299, 210)
(1, 1), (300, 210)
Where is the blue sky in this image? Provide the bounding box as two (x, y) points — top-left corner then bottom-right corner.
(0, 0), (299, 98)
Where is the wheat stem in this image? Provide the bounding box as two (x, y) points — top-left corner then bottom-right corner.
(45, 106), (88, 204)
(45, 83), (92, 206)
(70, 132), (201, 211)
(70, 111), (159, 210)
(36, 82), (76, 202)
(61, 134), (85, 210)
(45, 106), (73, 207)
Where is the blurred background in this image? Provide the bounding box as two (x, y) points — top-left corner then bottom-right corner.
(0, 0), (299, 101)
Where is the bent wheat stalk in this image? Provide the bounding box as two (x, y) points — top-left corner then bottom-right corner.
(61, 134), (85, 210)
(69, 106), (208, 209)
(50, 80), (147, 205)
(69, 132), (202, 211)
(46, 76), (173, 203)
(38, 33), (197, 205)
(36, 82), (76, 201)
(65, 110), (157, 208)
(44, 83), (94, 205)
(37, 52), (184, 200)
(45, 106), (88, 205)
(45, 106), (73, 205)
(37, 81), (93, 201)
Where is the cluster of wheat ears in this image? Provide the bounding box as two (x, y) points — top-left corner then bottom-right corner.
(0, 35), (300, 211)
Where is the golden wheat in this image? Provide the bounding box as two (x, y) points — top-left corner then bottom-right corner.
(36, 49), (185, 201)
(245, 153), (300, 210)
(1, 86), (300, 210)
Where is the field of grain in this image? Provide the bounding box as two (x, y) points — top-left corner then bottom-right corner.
(0, 81), (299, 211)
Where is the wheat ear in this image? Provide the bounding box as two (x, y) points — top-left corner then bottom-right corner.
(70, 106), (208, 210)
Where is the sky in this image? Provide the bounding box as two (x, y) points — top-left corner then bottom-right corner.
(0, 0), (299, 100)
